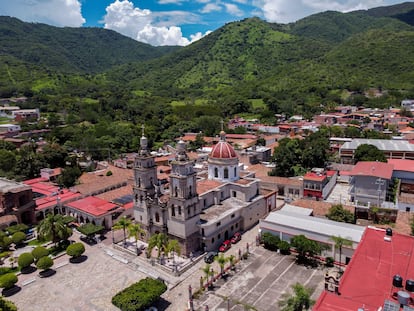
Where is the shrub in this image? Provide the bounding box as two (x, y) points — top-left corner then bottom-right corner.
(18, 253), (34, 269)
(112, 277), (167, 311)
(278, 240), (291, 255)
(0, 296), (17, 310)
(6, 224), (29, 235)
(11, 232), (26, 245)
(0, 267), (15, 276)
(0, 234), (12, 250)
(32, 246), (49, 261)
(66, 242), (85, 258)
(0, 273), (17, 289)
(106, 170), (113, 176)
(262, 232), (280, 251)
(36, 256), (53, 271)
(325, 256), (334, 267)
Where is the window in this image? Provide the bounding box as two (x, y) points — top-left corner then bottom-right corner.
(189, 185), (192, 197)
(138, 178), (141, 187)
(155, 212), (160, 222)
(171, 205), (175, 217)
(224, 168), (229, 179)
(212, 238), (215, 243)
(234, 167), (237, 176)
(231, 214), (235, 218)
(175, 186), (178, 197)
(232, 191), (236, 197)
(218, 234), (221, 239)
(202, 228), (205, 237)
(214, 167), (218, 178)
(178, 206), (182, 215)
(187, 206), (190, 215)
(216, 221), (221, 227)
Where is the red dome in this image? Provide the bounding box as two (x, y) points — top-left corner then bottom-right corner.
(210, 141), (237, 159)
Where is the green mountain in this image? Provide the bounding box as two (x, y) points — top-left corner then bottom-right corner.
(0, 16), (179, 74)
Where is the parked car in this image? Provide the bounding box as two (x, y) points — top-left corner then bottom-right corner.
(204, 251), (218, 264)
(231, 232), (241, 244)
(219, 240), (232, 252)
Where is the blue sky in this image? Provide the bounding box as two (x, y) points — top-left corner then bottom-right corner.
(0, 0), (407, 46)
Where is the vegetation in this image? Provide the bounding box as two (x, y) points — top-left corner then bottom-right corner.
(215, 253), (228, 276)
(112, 216), (132, 247)
(278, 283), (314, 311)
(354, 144), (387, 163)
(111, 277), (167, 311)
(11, 231), (27, 245)
(36, 256), (53, 271)
(6, 224), (29, 235)
(17, 252), (34, 270)
(0, 273), (18, 290)
(330, 236), (353, 267)
(147, 233), (168, 259)
(37, 214), (72, 245)
(127, 223), (145, 253)
(77, 223), (104, 238)
(66, 242), (85, 258)
(32, 246), (49, 262)
(290, 235), (322, 264)
(0, 296), (17, 311)
(261, 232), (280, 251)
(326, 204), (355, 223)
(0, 232), (12, 251)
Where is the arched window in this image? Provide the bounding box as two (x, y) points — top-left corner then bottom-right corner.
(171, 205), (175, 217)
(189, 185), (192, 197)
(234, 167), (237, 176)
(138, 178), (141, 187)
(155, 212), (160, 222)
(175, 186), (178, 197)
(224, 168), (229, 179)
(214, 167), (218, 178)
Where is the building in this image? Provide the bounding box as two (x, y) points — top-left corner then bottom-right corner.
(339, 139), (414, 164)
(12, 108), (40, 122)
(259, 205), (365, 264)
(133, 129), (267, 255)
(349, 161), (394, 208)
(388, 159), (414, 212)
(0, 178), (36, 228)
(303, 168), (337, 200)
(0, 124), (21, 137)
(314, 227), (414, 311)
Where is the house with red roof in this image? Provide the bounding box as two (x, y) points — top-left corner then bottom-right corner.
(303, 168), (337, 200)
(314, 226), (414, 311)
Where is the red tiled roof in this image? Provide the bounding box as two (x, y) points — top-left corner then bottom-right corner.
(303, 172), (327, 182)
(314, 227), (414, 311)
(66, 197), (119, 217)
(388, 159), (414, 173)
(349, 161), (393, 180)
(197, 179), (222, 194)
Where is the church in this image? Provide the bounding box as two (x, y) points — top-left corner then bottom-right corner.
(133, 128), (269, 256)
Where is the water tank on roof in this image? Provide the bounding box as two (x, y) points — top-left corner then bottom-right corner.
(397, 291), (410, 306)
(386, 228), (393, 236)
(405, 279), (414, 292)
(393, 275), (403, 288)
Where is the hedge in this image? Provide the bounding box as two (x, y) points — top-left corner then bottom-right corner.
(112, 277), (167, 311)
(11, 232), (27, 245)
(36, 256), (53, 271)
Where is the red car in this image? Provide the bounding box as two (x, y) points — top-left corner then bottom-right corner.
(219, 240), (232, 252)
(231, 232), (241, 244)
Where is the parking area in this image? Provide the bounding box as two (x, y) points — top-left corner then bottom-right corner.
(194, 247), (325, 311)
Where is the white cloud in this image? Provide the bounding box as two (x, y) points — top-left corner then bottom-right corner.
(103, 0), (209, 46)
(0, 0), (85, 27)
(158, 0), (187, 4)
(200, 3), (222, 13)
(224, 3), (244, 16)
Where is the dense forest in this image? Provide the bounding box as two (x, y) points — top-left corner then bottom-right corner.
(1, 3), (414, 181)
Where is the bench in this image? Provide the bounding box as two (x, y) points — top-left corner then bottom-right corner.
(55, 261), (69, 269)
(22, 278), (36, 286)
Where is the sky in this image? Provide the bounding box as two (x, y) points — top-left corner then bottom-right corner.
(0, 0), (407, 46)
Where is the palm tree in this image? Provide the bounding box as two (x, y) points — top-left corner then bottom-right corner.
(147, 233), (168, 258)
(37, 213), (70, 245)
(128, 223), (144, 254)
(215, 253), (228, 277)
(330, 235), (353, 268)
(278, 283), (314, 311)
(228, 254), (236, 270)
(112, 216), (131, 247)
(165, 239), (181, 259)
(201, 264), (212, 287)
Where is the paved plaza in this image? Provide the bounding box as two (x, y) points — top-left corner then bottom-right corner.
(8, 225), (325, 311)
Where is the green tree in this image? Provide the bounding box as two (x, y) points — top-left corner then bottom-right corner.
(330, 236), (353, 267)
(201, 263), (213, 287)
(147, 233), (168, 258)
(11, 231), (26, 245)
(36, 256), (53, 271)
(215, 253), (228, 277)
(37, 214), (72, 245)
(57, 166), (81, 188)
(278, 283), (314, 311)
(262, 232), (280, 251)
(18, 252), (34, 270)
(165, 239), (181, 258)
(326, 204), (354, 223)
(0, 273), (17, 290)
(66, 242), (85, 258)
(0, 232), (12, 251)
(42, 142), (68, 168)
(291, 235), (321, 264)
(112, 216), (132, 247)
(228, 254), (236, 270)
(354, 144), (386, 163)
(127, 223), (145, 254)
(32, 246), (49, 262)
(0, 150), (16, 173)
